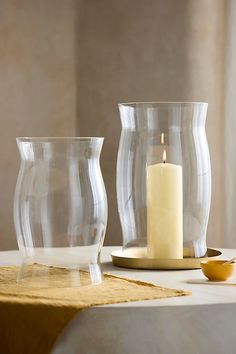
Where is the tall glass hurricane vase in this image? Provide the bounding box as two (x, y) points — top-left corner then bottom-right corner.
(117, 102), (211, 258)
(14, 137), (107, 286)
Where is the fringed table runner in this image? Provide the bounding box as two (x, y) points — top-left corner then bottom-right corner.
(0, 264), (190, 354)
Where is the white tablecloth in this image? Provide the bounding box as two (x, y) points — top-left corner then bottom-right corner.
(1, 247), (236, 354)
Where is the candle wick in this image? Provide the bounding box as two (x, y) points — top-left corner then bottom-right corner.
(163, 149), (166, 163)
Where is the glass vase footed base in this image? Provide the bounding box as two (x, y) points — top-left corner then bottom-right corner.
(17, 262), (103, 288)
(183, 239), (207, 258)
(17, 245), (103, 287)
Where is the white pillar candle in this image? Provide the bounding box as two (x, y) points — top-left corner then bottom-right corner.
(147, 152), (183, 259)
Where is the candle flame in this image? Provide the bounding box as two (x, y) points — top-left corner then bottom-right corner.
(163, 150), (166, 163)
(161, 133), (165, 145)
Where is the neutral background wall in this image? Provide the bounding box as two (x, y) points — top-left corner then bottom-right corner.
(225, 0), (236, 247)
(76, 0), (226, 249)
(0, 0), (77, 249)
(0, 0), (232, 250)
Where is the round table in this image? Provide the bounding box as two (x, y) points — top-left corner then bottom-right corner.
(1, 247), (236, 354)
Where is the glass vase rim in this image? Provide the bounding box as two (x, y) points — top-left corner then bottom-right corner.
(119, 101), (208, 107)
(16, 137), (104, 143)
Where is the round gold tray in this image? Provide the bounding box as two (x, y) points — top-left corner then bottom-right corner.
(111, 248), (222, 270)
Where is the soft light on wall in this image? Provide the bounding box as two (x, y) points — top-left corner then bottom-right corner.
(0, 0), (235, 249)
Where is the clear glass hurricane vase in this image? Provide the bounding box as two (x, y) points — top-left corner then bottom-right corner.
(117, 102), (211, 258)
(14, 137), (108, 286)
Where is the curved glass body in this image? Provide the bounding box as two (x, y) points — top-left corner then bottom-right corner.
(14, 137), (107, 286)
(117, 102), (211, 258)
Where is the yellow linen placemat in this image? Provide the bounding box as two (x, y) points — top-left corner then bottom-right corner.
(0, 264), (190, 354)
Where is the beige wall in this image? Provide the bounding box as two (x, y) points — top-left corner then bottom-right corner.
(225, 0), (236, 247)
(76, 0), (225, 247)
(0, 0), (77, 249)
(0, 0), (229, 249)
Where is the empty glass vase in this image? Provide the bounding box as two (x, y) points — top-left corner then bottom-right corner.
(117, 102), (211, 258)
(14, 137), (107, 286)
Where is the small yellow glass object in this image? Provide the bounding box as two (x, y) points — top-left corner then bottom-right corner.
(200, 260), (235, 281)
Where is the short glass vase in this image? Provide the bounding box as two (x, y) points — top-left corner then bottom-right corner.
(14, 137), (108, 286)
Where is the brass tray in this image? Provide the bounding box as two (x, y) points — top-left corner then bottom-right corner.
(111, 248), (222, 270)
